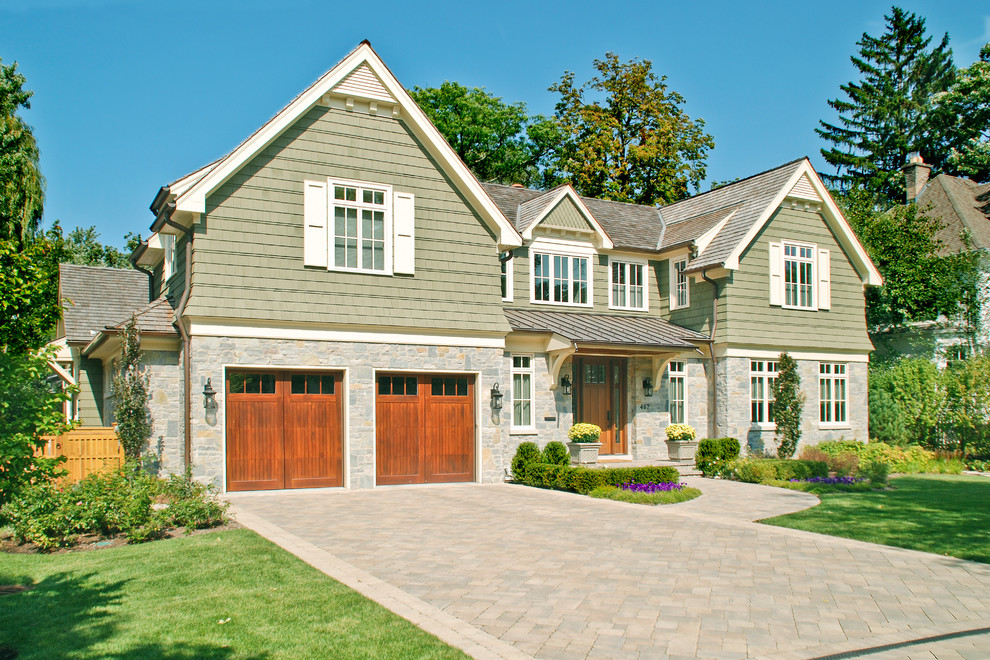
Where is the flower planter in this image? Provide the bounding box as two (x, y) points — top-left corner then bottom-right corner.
(665, 440), (699, 461)
(567, 441), (602, 465)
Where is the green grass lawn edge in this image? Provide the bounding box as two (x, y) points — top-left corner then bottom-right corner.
(0, 528), (468, 660)
(760, 474), (990, 564)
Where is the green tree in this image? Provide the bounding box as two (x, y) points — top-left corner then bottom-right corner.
(411, 82), (552, 186)
(0, 59), (44, 243)
(771, 353), (804, 459)
(62, 226), (136, 268)
(838, 189), (980, 333)
(546, 52), (714, 206)
(942, 356), (990, 454)
(817, 7), (954, 201)
(934, 43), (990, 183)
(111, 317), (151, 461)
(872, 357), (946, 447)
(0, 228), (65, 353)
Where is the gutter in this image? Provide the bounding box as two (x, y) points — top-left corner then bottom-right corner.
(163, 206), (195, 471)
(701, 269), (720, 438)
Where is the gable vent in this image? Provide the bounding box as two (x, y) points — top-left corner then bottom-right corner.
(332, 63), (395, 103)
(787, 174), (821, 202)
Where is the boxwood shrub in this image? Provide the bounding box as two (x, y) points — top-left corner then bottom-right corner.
(695, 437), (741, 476)
(519, 463), (679, 494)
(511, 442), (542, 480)
(733, 458), (827, 484)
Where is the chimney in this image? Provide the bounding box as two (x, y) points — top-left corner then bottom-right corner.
(511, 183), (525, 189)
(902, 153), (931, 202)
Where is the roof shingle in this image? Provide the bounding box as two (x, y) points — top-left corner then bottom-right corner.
(59, 264), (150, 344)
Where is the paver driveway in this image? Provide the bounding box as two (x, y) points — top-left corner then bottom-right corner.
(229, 479), (990, 659)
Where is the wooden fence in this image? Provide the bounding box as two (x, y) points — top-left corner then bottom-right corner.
(37, 427), (124, 483)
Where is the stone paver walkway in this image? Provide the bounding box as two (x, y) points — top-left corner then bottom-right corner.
(229, 481), (990, 659)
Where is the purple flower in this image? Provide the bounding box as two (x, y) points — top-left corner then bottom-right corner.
(791, 476), (866, 485)
(620, 481), (684, 493)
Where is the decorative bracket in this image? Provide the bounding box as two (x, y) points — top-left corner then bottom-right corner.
(546, 333), (576, 390)
(652, 356), (673, 389)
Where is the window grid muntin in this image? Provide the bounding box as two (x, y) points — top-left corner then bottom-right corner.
(668, 361), (686, 424)
(533, 252), (589, 305)
(750, 360), (779, 424)
(331, 181), (389, 273)
(674, 259), (689, 308)
(784, 243), (814, 308)
(511, 355), (534, 429)
(819, 362), (847, 424)
(611, 261), (646, 310)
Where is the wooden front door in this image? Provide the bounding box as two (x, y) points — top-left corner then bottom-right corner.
(576, 358), (626, 455)
(376, 373), (475, 485)
(226, 371), (343, 491)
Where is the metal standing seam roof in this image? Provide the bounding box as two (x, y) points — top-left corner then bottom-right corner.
(504, 308), (706, 348)
(59, 264), (150, 344)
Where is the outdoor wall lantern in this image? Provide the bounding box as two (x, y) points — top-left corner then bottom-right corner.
(560, 375), (572, 396)
(643, 376), (654, 397)
(490, 382), (503, 412)
(203, 378), (218, 411)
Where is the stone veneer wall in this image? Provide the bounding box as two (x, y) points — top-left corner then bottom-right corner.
(143, 349), (184, 474)
(189, 336), (508, 490)
(717, 356), (869, 454)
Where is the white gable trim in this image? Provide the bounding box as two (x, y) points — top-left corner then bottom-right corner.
(721, 160), (882, 286)
(173, 42), (521, 249)
(694, 208), (736, 257)
(520, 186), (613, 249)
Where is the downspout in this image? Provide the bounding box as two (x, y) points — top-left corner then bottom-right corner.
(163, 204), (194, 471)
(701, 269), (720, 438)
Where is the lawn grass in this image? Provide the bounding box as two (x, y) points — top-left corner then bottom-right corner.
(761, 474), (990, 563)
(0, 528), (468, 659)
(587, 485), (702, 505)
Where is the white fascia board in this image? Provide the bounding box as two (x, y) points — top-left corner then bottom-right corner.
(722, 160), (882, 287)
(716, 344), (871, 363)
(694, 209), (737, 257)
(175, 43), (522, 250)
(521, 186), (613, 249)
(188, 320), (506, 349)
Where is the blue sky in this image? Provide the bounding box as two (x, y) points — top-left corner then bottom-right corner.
(2, 0), (989, 250)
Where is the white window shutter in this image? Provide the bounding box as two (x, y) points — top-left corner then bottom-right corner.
(818, 248), (831, 310)
(768, 241), (783, 306)
(303, 181), (328, 268)
(393, 191), (415, 275)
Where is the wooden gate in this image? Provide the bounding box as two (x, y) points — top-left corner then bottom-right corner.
(37, 427), (124, 483)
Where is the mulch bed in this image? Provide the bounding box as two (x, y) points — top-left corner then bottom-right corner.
(0, 521), (242, 556)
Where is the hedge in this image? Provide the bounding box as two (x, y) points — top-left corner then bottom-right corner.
(695, 438), (740, 476)
(519, 463), (679, 494)
(734, 458), (828, 484)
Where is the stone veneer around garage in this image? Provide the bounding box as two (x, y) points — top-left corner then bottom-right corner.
(188, 335), (510, 490)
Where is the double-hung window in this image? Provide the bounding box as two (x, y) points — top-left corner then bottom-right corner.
(668, 361), (686, 424)
(819, 363), (847, 426)
(750, 360), (778, 425)
(784, 243), (814, 309)
(332, 182), (389, 272)
(670, 258), (689, 309)
(511, 355), (534, 430)
(533, 252), (590, 305)
(610, 260), (646, 310)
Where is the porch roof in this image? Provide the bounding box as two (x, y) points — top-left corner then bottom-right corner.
(504, 308), (705, 349)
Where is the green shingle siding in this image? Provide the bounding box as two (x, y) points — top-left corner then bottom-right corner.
(538, 197), (594, 231)
(187, 106), (508, 334)
(76, 357), (104, 425)
(722, 207), (872, 352)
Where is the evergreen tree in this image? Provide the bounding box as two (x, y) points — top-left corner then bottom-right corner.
(935, 43), (990, 183)
(771, 354), (804, 459)
(111, 317), (152, 461)
(0, 59), (44, 244)
(817, 7), (954, 201)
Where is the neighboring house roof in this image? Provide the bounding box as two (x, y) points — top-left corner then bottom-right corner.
(159, 41), (522, 250)
(504, 308), (706, 348)
(918, 173), (990, 254)
(58, 264), (149, 344)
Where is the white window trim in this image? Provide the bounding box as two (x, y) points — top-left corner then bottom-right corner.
(781, 240), (817, 311)
(667, 361), (687, 425)
(529, 250), (594, 308)
(510, 354), (536, 433)
(749, 360), (779, 430)
(501, 253), (513, 302)
(819, 362), (850, 429)
(162, 234), (177, 283)
(328, 176), (394, 276)
(669, 257), (690, 310)
(608, 258), (649, 311)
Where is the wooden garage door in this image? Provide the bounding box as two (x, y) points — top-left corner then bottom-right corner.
(376, 373), (475, 485)
(226, 371), (343, 491)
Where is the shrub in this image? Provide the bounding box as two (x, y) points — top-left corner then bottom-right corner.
(771, 354), (804, 458)
(736, 461), (777, 484)
(966, 458), (990, 472)
(732, 458), (827, 484)
(1, 483), (81, 550)
(860, 459), (889, 486)
(511, 442), (541, 480)
(696, 437), (740, 476)
(801, 446), (859, 476)
(665, 424), (696, 442)
(568, 423), (602, 443)
(519, 464), (679, 494)
(541, 441), (570, 466)
(812, 440), (939, 473)
(588, 484), (702, 505)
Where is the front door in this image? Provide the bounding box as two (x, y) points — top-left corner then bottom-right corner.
(576, 357), (626, 455)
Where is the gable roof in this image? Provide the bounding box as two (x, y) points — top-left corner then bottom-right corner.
(59, 264), (150, 344)
(918, 173), (990, 254)
(162, 41), (521, 249)
(514, 185), (613, 248)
